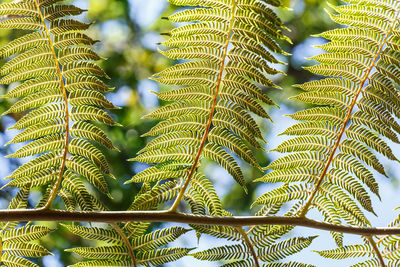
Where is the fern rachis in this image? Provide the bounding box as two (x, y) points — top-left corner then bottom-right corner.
(33, 0), (70, 210)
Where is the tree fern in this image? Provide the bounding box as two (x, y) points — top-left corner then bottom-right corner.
(256, 0), (400, 241)
(1, 0), (400, 266)
(0, 0), (118, 210)
(128, 0), (290, 211)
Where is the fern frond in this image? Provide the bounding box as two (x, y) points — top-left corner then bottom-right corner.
(6, 151), (62, 180)
(131, 0), (289, 204)
(66, 210), (191, 266)
(66, 246), (129, 260)
(0, 0), (117, 209)
(66, 156), (110, 196)
(204, 143), (246, 189)
(253, 183), (311, 207)
(193, 199), (315, 266)
(71, 121), (119, 151)
(62, 224), (123, 244)
(0, 224), (53, 266)
(3, 242), (51, 258)
(7, 134), (64, 158)
(125, 163), (188, 184)
(190, 173), (223, 216)
(128, 181), (180, 211)
(62, 170), (94, 211)
(1, 253), (37, 267)
(4, 168), (57, 189)
(258, 0), (400, 230)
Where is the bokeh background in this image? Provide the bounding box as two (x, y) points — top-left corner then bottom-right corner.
(0, 0), (399, 266)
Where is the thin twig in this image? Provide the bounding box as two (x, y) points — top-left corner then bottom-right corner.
(366, 236), (386, 267)
(110, 222), (137, 267)
(237, 226), (260, 267)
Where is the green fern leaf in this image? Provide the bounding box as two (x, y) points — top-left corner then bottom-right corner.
(190, 173), (223, 216)
(316, 243), (373, 260)
(258, 236), (318, 262)
(68, 259), (131, 267)
(71, 121), (119, 151)
(131, 0), (289, 201)
(3, 242), (51, 258)
(136, 247), (193, 266)
(258, 0), (400, 232)
(62, 170), (94, 211)
(8, 134), (64, 158)
(128, 181), (180, 211)
(190, 224), (242, 241)
(131, 227), (191, 251)
(191, 244), (251, 261)
(65, 246), (129, 260)
(1, 253), (37, 267)
(0, 0), (117, 210)
(66, 156), (110, 196)
(0, 224), (53, 267)
(61, 224), (123, 244)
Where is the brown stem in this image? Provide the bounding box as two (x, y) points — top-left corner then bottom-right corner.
(298, 7), (400, 217)
(110, 222), (137, 267)
(237, 226), (260, 267)
(1, 209), (400, 236)
(169, 0), (237, 212)
(33, 0), (70, 210)
(366, 236), (386, 267)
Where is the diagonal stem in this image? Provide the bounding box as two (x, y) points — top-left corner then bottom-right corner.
(298, 7), (400, 217)
(110, 222), (137, 267)
(366, 236), (386, 267)
(237, 226), (260, 267)
(169, 1), (237, 212)
(33, 0), (70, 210)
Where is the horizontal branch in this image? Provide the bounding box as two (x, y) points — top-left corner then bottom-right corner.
(0, 209), (399, 236)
